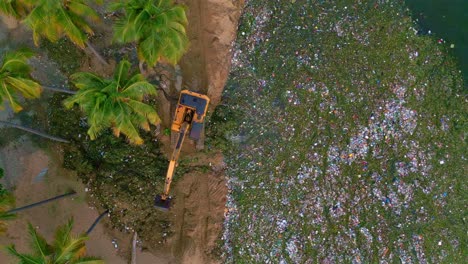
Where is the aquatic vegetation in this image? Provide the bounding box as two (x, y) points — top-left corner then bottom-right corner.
(220, 0), (466, 262)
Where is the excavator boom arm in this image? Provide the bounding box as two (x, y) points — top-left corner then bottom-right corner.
(162, 122), (190, 197)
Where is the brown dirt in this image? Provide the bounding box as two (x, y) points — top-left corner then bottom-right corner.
(169, 170), (227, 264)
(140, 136), (227, 264)
(179, 0), (244, 109)
(157, 0), (244, 125)
(0, 140), (129, 263)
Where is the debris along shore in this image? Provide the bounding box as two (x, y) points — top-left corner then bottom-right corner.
(219, 0), (466, 263)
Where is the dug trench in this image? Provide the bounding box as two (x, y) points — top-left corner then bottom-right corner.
(154, 145), (228, 264)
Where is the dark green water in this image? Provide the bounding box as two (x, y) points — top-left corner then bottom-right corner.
(406, 0), (468, 88)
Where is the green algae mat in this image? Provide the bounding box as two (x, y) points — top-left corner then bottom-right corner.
(213, 0), (466, 263)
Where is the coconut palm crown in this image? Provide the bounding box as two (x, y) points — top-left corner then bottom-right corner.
(64, 60), (160, 145)
(111, 0), (189, 66)
(0, 48), (42, 112)
(22, 0), (101, 48)
(6, 219), (103, 264)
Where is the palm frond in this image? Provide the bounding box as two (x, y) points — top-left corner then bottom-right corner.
(73, 256), (104, 264)
(27, 223), (52, 259)
(1, 48), (34, 73)
(53, 218), (73, 249)
(115, 112), (143, 145)
(138, 34), (162, 66)
(67, 1), (100, 22)
(0, 48), (41, 112)
(6, 245), (43, 264)
(120, 81), (156, 100)
(127, 99), (160, 125)
(113, 60), (132, 86)
(0, 80), (23, 112)
(70, 72), (106, 90)
(0, 1), (18, 17)
(0, 211), (16, 221)
(5, 77), (42, 99)
(21, 0), (97, 48)
(53, 219), (89, 263)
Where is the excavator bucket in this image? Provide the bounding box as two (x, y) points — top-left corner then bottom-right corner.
(154, 195), (172, 211)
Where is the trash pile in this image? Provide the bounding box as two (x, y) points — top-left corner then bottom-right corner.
(219, 0), (466, 263)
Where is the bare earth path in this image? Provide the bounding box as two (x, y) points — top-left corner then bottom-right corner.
(169, 155), (227, 264)
(180, 0), (244, 108)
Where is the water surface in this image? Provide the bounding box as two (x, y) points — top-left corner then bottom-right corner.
(406, 0), (468, 88)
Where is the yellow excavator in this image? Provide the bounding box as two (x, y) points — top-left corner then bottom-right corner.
(155, 90), (210, 210)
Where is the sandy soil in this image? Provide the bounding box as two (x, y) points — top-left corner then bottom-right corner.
(0, 140), (128, 263)
(179, 0), (245, 109)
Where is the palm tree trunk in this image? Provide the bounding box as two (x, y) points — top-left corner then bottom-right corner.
(6, 191), (76, 214)
(85, 41), (109, 67)
(0, 121), (70, 143)
(86, 210), (109, 235)
(42, 85), (76, 95)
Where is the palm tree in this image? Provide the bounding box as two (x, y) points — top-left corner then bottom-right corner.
(0, 48), (41, 113)
(63, 59), (160, 145)
(6, 218), (104, 264)
(19, 0), (108, 65)
(111, 0), (189, 68)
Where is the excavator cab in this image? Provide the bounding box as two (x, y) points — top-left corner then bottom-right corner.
(155, 90), (210, 211)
